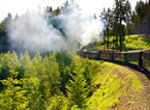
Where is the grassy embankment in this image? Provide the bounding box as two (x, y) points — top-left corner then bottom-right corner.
(85, 59), (143, 110)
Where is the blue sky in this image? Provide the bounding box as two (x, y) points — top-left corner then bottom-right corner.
(0, 0), (146, 21)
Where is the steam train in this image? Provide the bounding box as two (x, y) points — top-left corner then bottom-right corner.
(77, 48), (150, 72)
(76, 49), (101, 60)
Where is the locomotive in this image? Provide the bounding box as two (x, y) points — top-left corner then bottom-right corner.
(76, 49), (101, 60)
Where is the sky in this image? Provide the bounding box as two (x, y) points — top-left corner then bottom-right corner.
(0, 0), (147, 21)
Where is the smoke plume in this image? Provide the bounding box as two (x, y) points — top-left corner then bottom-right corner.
(7, 2), (101, 53)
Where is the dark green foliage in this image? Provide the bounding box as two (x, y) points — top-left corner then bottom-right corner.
(135, 1), (150, 22)
(127, 0), (150, 34)
(66, 58), (88, 109)
(0, 23), (9, 52)
(112, 0), (131, 51)
(100, 0), (131, 52)
(0, 51), (103, 110)
(56, 52), (73, 94)
(0, 13), (13, 52)
(0, 51), (62, 110)
(0, 51), (97, 110)
(101, 8), (113, 51)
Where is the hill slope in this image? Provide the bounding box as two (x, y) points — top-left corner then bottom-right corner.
(86, 61), (144, 110)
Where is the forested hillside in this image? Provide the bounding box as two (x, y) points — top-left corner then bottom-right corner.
(0, 51), (143, 110)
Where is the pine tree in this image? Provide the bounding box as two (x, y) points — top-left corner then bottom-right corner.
(112, 0), (131, 51)
(43, 54), (61, 96)
(0, 78), (28, 110)
(56, 52), (73, 94)
(66, 58), (88, 109)
(101, 8), (113, 51)
(47, 95), (68, 110)
(0, 52), (28, 110)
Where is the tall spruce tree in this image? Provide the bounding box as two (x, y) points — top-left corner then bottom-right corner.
(101, 8), (113, 51)
(113, 0), (131, 51)
(66, 58), (88, 109)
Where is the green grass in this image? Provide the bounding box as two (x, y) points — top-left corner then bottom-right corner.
(85, 61), (143, 110)
(125, 35), (150, 51)
(96, 35), (150, 51)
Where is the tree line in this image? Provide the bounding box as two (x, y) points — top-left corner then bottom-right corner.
(100, 0), (150, 52)
(133, 0), (150, 35)
(0, 1), (71, 53)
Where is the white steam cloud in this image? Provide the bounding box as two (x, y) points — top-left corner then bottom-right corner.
(7, 2), (101, 53)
